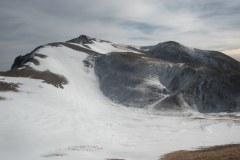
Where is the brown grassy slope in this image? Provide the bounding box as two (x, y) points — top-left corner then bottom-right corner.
(161, 144), (240, 160)
(49, 42), (100, 56)
(0, 69), (68, 89)
(0, 81), (20, 92)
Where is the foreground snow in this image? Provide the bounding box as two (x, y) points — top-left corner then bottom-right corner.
(0, 45), (240, 160)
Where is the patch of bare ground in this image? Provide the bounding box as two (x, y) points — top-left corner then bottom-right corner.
(82, 44), (91, 49)
(28, 58), (40, 65)
(35, 53), (47, 58)
(48, 42), (101, 56)
(0, 81), (20, 92)
(0, 69), (68, 89)
(0, 96), (6, 100)
(111, 52), (167, 63)
(161, 144), (240, 160)
(22, 54), (47, 67)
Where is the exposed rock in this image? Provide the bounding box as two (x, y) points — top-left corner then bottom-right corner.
(95, 52), (240, 112)
(66, 35), (94, 44)
(11, 45), (45, 70)
(143, 41), (240, 71)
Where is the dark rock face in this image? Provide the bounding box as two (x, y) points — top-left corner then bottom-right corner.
(143, 41), (240, 72)
(66, 35), (94, 44)
(95, 53), (169, 108)
(11, 45), (44, 70)
(94, 52), (240, 113)
(142, 41), (192, 63)
(11, 53), (32, 70)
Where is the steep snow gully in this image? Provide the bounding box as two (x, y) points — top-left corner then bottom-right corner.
(0, 35), (240, 160)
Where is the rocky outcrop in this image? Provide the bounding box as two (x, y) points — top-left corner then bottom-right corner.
(142, 41), (240, 72)
(66, 35), (94, 44)
(94, 51), (240, 113)
(11, 45), (45, 70)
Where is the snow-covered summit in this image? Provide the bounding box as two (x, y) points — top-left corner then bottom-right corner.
(3, 35), (240, 113)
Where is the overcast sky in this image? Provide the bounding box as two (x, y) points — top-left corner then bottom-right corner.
(0, 0), (240, 70)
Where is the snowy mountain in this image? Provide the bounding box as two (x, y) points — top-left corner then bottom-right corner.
(0, 35), (240, 160)
(7, 35), (240, 113)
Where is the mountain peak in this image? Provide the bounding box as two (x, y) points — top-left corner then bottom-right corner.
(156, 41), (183, 48)
(161, 41), (180, 45)
(66, 34), (94, 44)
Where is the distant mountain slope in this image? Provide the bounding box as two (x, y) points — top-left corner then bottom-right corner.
(1, 35), (240, 113)
(142, 41), (240, 71)
(1, 35), (240, 160)
(95, 51), (240, 112)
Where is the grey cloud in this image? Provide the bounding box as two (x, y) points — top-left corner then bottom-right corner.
(128, 36), (153, 41)
(120, 21), (161, 34)
(0, 0), (240, 70)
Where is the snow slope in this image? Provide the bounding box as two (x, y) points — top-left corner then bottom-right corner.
(0, 38), (240, 160)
